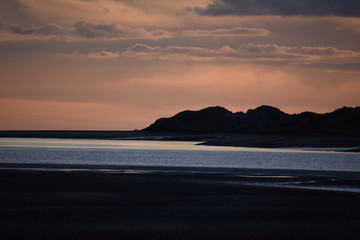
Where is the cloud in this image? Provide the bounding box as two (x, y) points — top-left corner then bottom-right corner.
(123, 43), (226, 60)
(182, 27), (271, 37)
(8, 24), (67, 35)
(195, 0), (360, 17)
(60, 50), (121, 59)
(0, 24), (69, 41)
(88, 51), (120, 59)
(1, 22), (272, 42)
(72, 21), (173, 40)
(124, 43), (359, 59)
(61, 43), (360, 71)
(14, 0), (208, 29)
(237, 44), (360, 59)
(0, 22), (174, 42)
(121, 43), (360, 70)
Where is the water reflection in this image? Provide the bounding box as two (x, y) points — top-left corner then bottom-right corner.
(0, 138), (359, 172)
(0, 138), (357, 154)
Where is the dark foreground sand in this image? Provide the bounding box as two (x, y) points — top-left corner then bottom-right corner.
(1, 169), (359, 240)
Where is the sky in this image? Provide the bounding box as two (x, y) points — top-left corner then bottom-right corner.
(0, 0), (360, 130)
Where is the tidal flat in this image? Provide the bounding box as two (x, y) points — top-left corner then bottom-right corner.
(0, 168), (359, 240)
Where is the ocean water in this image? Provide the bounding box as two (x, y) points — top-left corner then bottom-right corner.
(0, 138), (359, 192)
(0, 138), (359, 171)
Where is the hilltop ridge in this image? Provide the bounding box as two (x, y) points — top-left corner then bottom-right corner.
(145, 105), (360, 134)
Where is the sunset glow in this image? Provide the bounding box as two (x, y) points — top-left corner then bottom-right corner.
(1, 0), (360, 130)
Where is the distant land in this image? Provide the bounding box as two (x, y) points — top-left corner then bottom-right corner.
(0, 105), (359, 149)
(145, 105), (360, 134)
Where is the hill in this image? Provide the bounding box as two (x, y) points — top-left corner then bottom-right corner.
(144, 105), (360, 134)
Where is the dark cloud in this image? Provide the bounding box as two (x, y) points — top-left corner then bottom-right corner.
(72, 22), (138, 39)
(72, 21), (173, 39)
(1, 22), (173, 41)
(195, 0), (360, 17)
(72, 22), (120, 39)
(8, 24), (66, 36)
(2, 22), (269, 42)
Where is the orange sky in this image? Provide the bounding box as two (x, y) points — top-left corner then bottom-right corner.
(0, 0), (360, 130)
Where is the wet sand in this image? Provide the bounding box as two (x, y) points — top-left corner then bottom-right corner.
(0, 168), (359, 239)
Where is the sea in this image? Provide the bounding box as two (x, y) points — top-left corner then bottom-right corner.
(0, 138), (359, 193)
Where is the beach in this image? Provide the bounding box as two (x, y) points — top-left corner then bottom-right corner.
(1, 167), (359, 240)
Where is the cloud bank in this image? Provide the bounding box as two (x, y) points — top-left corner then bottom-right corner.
(196, 0), (360, 17)
(119, 43), (360, 71)
(0, 22), (174, 41)
(64, 43), (360, 71)
(0, 22), (273, 42)
(182, 27), (271, 37)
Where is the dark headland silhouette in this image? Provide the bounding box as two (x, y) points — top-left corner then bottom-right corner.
(142, 105), (360, 149)
(145, 105), (360, 134)
(1, 105), (359, 149)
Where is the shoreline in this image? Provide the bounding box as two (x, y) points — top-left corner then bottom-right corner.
(1, 168), (359, 239)
(1, 163), (359, 193)
(0, 130), (360, 149)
